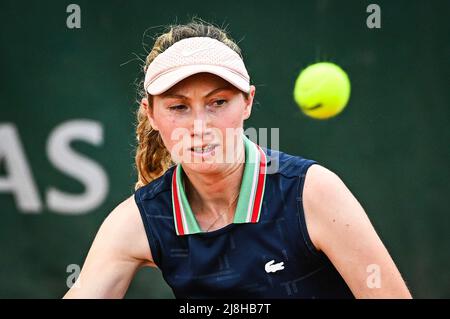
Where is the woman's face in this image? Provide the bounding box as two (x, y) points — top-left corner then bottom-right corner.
(143, 72), (256, 174)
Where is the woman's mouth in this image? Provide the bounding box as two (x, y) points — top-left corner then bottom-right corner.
(189, 144), (218, 157)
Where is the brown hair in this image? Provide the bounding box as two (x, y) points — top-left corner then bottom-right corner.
(134, 20), (245, 190)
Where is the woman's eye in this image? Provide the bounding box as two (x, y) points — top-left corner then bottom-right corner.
(169, 105), (187, 111)
(212, 99), (227, 107)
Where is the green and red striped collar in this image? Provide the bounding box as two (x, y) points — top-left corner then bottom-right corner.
(171, 134), (267, 236)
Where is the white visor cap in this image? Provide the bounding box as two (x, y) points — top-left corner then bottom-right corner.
(144, 37), (250, 95)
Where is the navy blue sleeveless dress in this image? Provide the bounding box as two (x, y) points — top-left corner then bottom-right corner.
(134, 135), (354, 298)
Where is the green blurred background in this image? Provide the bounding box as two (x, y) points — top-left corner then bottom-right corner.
(0, 0), (449, 298)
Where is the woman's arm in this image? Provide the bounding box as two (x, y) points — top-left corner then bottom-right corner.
(63, 195), (155, 299)
(303, 164), (412, 298)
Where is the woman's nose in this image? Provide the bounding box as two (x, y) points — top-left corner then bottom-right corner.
(191, 108), (211, 137)
(192, 118), (213, 139)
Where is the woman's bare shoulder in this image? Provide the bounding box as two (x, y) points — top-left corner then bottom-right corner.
(302, 164), (354, 250)
(302, 165), (411, 298)
(102, 195), (155, 267)
(63, 195), (156, 298)
(303, 164), (342, 195)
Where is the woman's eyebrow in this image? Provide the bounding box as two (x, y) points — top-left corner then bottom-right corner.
(161, 86), (233, 99)
(204, 87), (233, 97)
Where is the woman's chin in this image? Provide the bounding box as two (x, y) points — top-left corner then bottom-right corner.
(183, 153), (228, 174)
(175, 147), (239, 173)
(181, 160), (226, 174)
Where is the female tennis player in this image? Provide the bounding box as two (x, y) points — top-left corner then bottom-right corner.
(64, 21), (411, 299)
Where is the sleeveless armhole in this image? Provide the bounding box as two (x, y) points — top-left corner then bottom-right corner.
(296, 160), (324, 261)
(134, 189), (162, 268)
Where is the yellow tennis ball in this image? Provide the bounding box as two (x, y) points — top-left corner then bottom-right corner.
(293, 62), (351, 119)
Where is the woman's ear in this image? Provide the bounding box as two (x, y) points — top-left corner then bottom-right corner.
(243, 85), (256, 120)
(141, 97), (158, 131)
